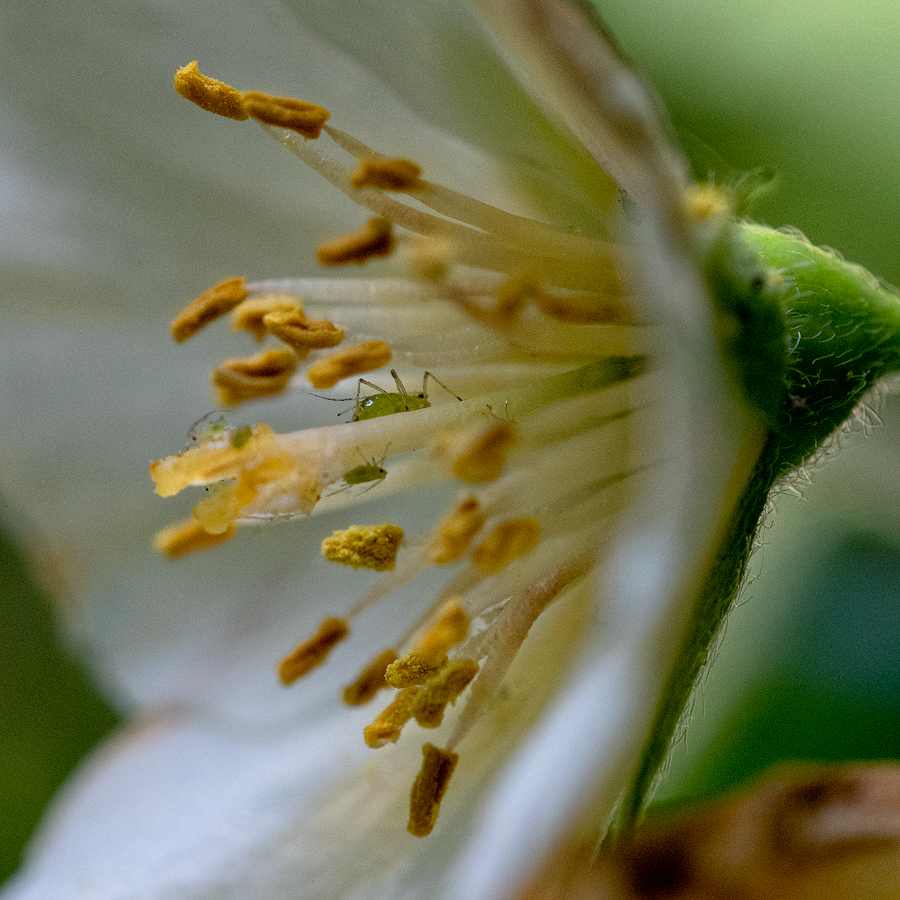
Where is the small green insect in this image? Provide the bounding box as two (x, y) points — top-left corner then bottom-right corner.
(342, 457), (388, 487)
(352, 369), (461, 422)
(328, 448), (390, 496)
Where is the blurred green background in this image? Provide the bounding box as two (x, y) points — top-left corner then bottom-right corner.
(3, 0), (900, 883)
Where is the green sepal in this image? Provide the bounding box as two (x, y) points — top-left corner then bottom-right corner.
(740, 222), (900, 471)
(615, 219), (900, 839)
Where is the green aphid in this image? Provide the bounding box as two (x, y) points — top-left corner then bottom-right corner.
(342, 458), (388, 487)
(230, 425), (252, 449)
(352, 370), (460, 422)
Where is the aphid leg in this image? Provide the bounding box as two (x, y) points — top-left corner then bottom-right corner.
(422, 372), (463, 402)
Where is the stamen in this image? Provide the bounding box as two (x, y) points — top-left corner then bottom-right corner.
(437, 418), (519, 484)
(272, 125), (613, 290)
(471, 517), (542, 575)
(321, 523), (405, 571)
(278, 616), (349, 686)
(261, 308), (345, 355)
(408, 744), (459, 837)
(364, 688), (418, 748)
(385, 653), (445, 688)
(240, 90), (330, 138)
(174, 62), (248, 121)
(193, 476), (258, 535)
(533, 291), (625, 324)
(349, 157), (423, 191)
(306, 339), (392, 389)
(153, 517), (236, 557)
(232, 297), (303, 340)
(211, 347), (298, 405)
(342, 648), (398, 706)
(684, 183), (730, 223)
(411, 659), (479, 728)
(414, 600), (469, 662)
(316, 217), (395, 266)
(428, 497), (486, 564)
(170, 277), (249, 342)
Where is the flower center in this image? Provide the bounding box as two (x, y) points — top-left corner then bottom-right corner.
(152, 63), (661, 837)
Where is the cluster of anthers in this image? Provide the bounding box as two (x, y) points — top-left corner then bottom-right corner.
(149, 62), (661, 837)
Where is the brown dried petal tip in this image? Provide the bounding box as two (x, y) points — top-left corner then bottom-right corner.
(408, 744), (459, 837)
(171, 277), (249, 342)
(316, 218), (395, 266)
(241, 90), (330, 138)
(174, 62), (249, 121)
(211, 348), (298, 405)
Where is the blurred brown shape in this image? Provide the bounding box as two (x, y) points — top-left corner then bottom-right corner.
(518, 764), (900, 900)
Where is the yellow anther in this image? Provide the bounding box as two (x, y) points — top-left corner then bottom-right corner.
(349, 157), (422, 191)
(240, 90), (330, 138)
(406, 235), (452, 283)
(278, 617), (350, 686)
(231, 297), (303, 340)
(192, 476), (257, 535)
(428, 497), (486, 565)
(411, 659), (479, 728)
(442, 419), (518, 484)
(153, 517), (236, 557)
(170, 277), (249, 343)
(174, 62), (248, 121)
(342, 648), (398, 706)
(211, 347), (298, 405)
(471, 517), (542, 575)
(321, 522), (405, 571)
(385, 653), (445, 689)
(684, 183), (731, 223)
(306, 339), (392, 389)
(414, 600), (469, 662)
(364, 688), (418, 748)
(495, 272), (539, 321)
(262, 308), (345, 356)
(316, 217), (395, 266)
(408, 744), (459, 837)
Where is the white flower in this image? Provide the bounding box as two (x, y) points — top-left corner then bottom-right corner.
(0, 1), (765, 898)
